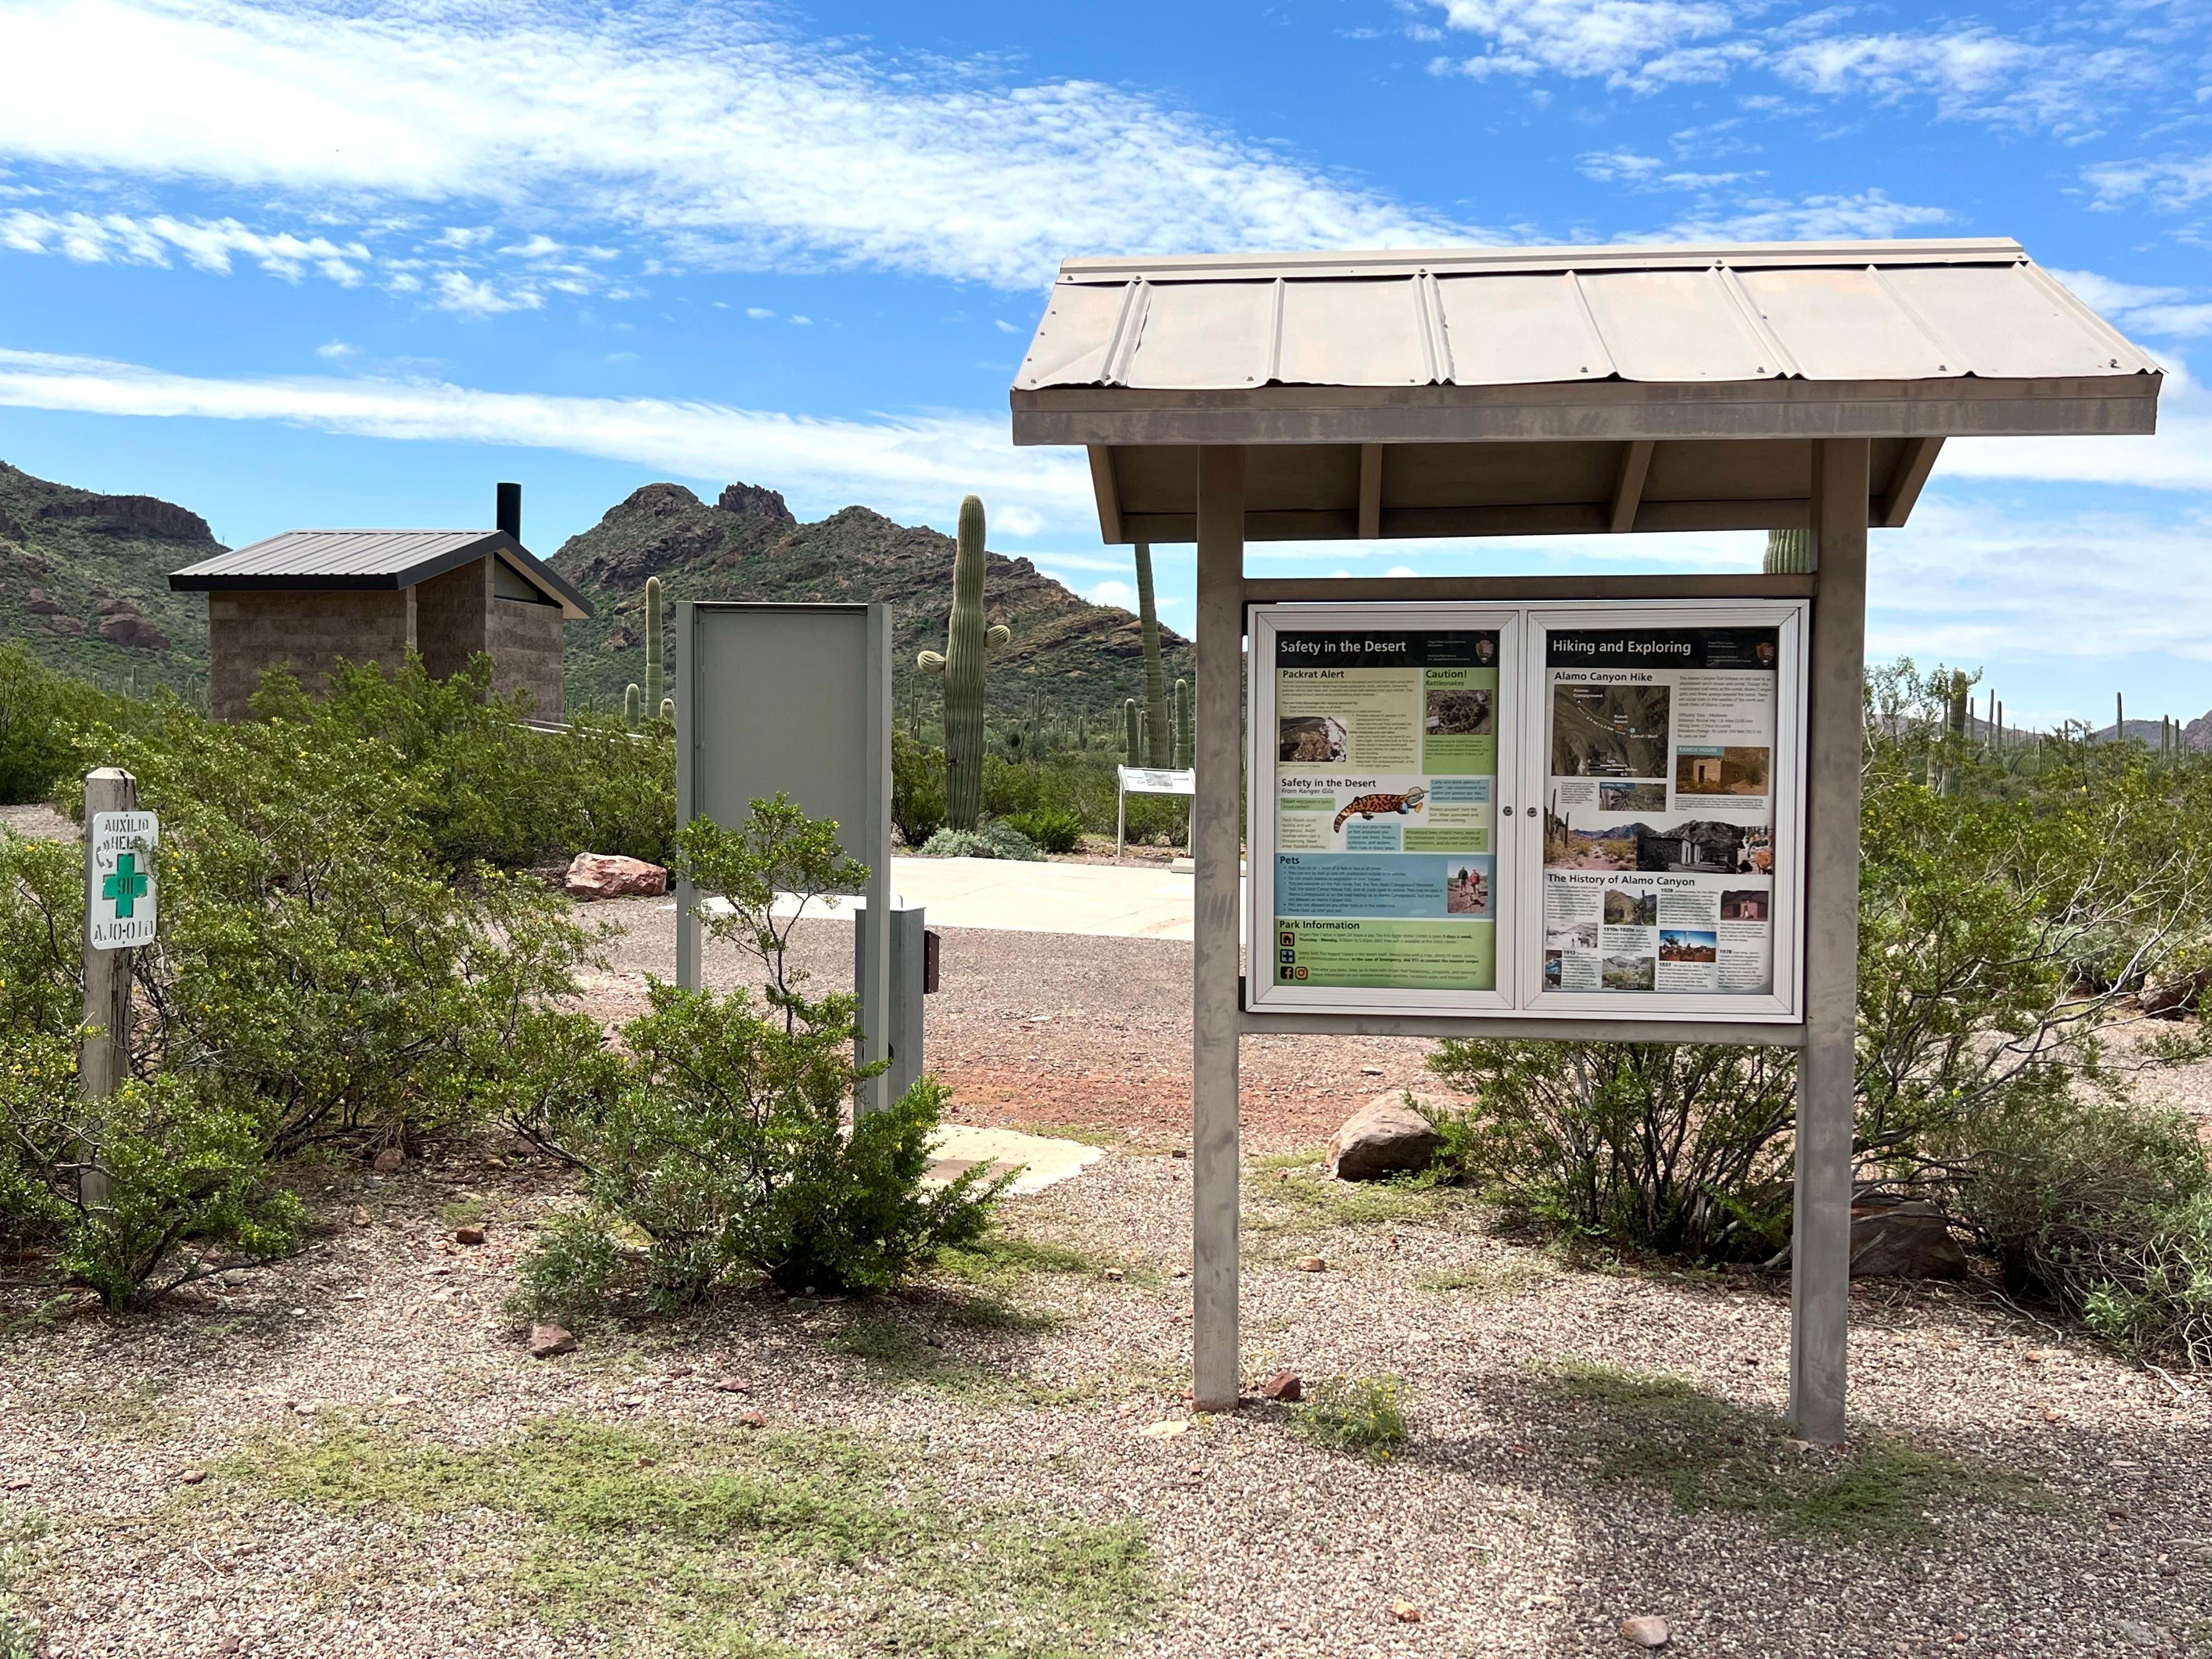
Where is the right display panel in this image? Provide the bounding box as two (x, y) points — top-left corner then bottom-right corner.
(1519, 601), (1805, 1022)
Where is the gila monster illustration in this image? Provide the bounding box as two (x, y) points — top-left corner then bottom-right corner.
(1333, 786), (1427, 834)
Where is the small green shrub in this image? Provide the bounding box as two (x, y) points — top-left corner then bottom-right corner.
(0, 643), (114, 805)
(1289, 1375), (1408, 1458)
(1002, 808), (1082, 854)
(919, 822), (1044, 861)
(0, 1592), (42, 1659)
(1424, 1042), (1796, 1260)
(0, 1032), (301, 1310)
(525, 797), (1011, 1305)
(1955, 1094), (2212, 1365)
(511, 1209), (629, 1319)
(892, 732), (946, 847)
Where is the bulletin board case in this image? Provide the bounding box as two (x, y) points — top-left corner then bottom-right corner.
(1246, 599), (1807, 1025)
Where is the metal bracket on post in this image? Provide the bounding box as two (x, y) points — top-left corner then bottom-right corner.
(855, 899), (928, 1108)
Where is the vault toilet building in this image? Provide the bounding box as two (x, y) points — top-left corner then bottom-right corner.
(168, 482), (591, 721)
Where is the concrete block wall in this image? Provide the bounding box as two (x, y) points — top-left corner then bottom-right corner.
(414, 557), (492, 682)
(207, 589), (416, 722)
(488, 593), (566, 720)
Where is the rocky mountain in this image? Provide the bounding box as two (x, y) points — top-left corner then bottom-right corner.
(550, 480), (1194, 727)
(0, 460), (217, 693)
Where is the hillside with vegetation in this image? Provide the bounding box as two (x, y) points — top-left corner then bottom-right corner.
(0, 460), (218, 696)
(549, 480), (1193, 729)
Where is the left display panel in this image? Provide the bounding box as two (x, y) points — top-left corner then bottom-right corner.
(1246, 606), (1521, 1015)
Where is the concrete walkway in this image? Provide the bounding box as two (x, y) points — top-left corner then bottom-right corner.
(742, 856), (1245, 941)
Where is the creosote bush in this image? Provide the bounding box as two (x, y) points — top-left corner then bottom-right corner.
(918, 822), (1044, 861)
(0, 665), (613, 1306)
(515, 795), (1009, 1310)
(1426, 661), (2212, 1366)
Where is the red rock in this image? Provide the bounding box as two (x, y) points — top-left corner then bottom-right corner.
(1295, 1256), (1326, 1272)
(178, 1469), (207, 1486)
(1327, 1092), (1446, 1181)
(564, 853), (669, 901)
(372, 1148), (403, 1174)
(1258, 1369), (1304, 1403)
(736, 1410), (768, 1428)
(1390, 1600), (1421, 1623)
(1620, 1615), (1672, 1649)
(349, 1206), (371, 1227)
(529, 1324), (577, 1359)
(454, 1226), (486, 1246)
(714, 1376), (751, 1393)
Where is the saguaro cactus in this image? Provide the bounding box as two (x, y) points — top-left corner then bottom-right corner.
(644, 575), (666, 713)
(624, 682), (642, 728)
(660, 697), (675, 723)
(1134, 541), (1171, 766)
(1173, 677), (1192, 770)
(1123, 698), (1140, 761)
(917, 495), (1010, 831)
(1763, 528), (1813, 574)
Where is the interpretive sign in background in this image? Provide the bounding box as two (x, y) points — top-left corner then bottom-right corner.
(1248, 600), (1806, 1024)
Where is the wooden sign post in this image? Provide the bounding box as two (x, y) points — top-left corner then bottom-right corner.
(81, 768), (157, 1212)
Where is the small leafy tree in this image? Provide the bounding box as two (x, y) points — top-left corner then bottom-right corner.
(521, 795), (1008, 1308)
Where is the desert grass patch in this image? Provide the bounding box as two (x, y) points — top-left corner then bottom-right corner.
(1244, 1167), (1463, 1234)
(1289, 1375), (1410, 1459)
(823, 1316), (1084, 1405)
(1547, 1363), (2042, 1545)
(1416, 1257), (1553, 1297)
(215, 1416), (1150, 1656)
(46, 1378), (190, 1443)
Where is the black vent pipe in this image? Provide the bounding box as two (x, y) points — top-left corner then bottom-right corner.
(496, 481), (522, 544)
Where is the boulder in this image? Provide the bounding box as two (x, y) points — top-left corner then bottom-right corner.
(2141, 965), (2212, 1019)
(1620, 1615), (1671, 1649)
(528, 1324), (577, 1359)
(1258, 1369), (1303, 1403)
(565, 853), (669, 900)
(1327, 1092), (1446, 1181)
(1849, 1197), (1970, 1279)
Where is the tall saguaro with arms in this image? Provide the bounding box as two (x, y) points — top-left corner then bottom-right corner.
(1010, 236), (2162, 1438)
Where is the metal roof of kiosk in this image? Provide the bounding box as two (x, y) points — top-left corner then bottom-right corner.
(1004, 234), (2163, 1452)
(1010, 236), (2160, 541)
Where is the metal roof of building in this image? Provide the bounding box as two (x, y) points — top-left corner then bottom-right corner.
(1008, 236), (2162, 543)
(169, 528), (590, 618)
(1014, 238), (2158, 394)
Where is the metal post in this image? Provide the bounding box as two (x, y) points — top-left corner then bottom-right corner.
(79, 767), (137, 1212)
(856, 603), (894, 1115)
(1192, 445), (1245, 1412)
(1791, 437), (1869, 1445)
(1115, 775), (1126, 860)
(674, 601), (702, 991)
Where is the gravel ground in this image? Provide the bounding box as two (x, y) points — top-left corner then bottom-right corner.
(581, 898), (1442, 1147)
(3, 1133), (2205, 1658)
(5, 860), (2209, 1656)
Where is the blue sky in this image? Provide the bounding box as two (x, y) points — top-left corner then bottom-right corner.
(0, 0), (2207, 727)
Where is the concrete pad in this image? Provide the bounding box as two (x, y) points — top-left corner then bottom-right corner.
(685, 856), (1245, 940)
(922, 1125), (1104, 1195)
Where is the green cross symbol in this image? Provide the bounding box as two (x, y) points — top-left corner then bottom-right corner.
(103, 851), (148, 918)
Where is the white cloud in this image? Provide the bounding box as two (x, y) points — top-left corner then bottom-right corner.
(1426, 0), (1742, 88)
(0, 0), (1472, 292)
(744, 307), (775, 320)
(2049, 269), (2212, 342)
(0, 207), (368, 282)
(2085, 151), (2212, 215)
(313, 338), (357, 358)
(1421, 0), (2165, 128)
(1657, 188), (1949, 241)
(1867, 492), (2212, 711)
(1086, 578), (1137, 608)
(0, 345), (1093, 528)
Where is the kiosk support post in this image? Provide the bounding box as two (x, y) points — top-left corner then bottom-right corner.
(1792, 437), (1869, 1445)
(1192, 445), (1246, 1413)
